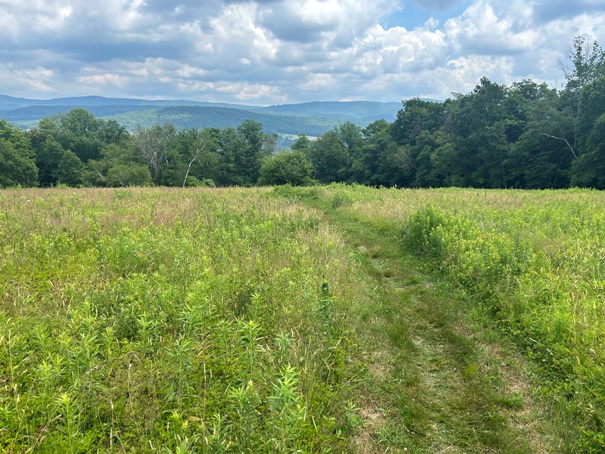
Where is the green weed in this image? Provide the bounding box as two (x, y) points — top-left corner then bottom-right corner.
(0, 187), (363, 452)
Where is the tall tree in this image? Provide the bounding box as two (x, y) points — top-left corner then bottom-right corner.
(570, 116), (605, 188)
(55, 150), (85, 186)
(335, 122), (364, 183)
(0, 120), (38, 188)
(359, 120), (396, 186)
(506, 83), (571, 188)
(562, 36), (605, 97)
(0, 139), (38, 188)
(169, 128), (220, 187)
(441, 79), (510, 187)
(35, 139), (66, 187)
(291, 134), (312, 154)
(85, 143), (151, 187)
(236, 119), (268, 185)
(132, 124), (176, 185)
(307, 130), (349, 184)
(216, 127), (245, 186)
(38, 108), (125, 163)
(555, 37), (605, 161)
(390, 98), (446, 186)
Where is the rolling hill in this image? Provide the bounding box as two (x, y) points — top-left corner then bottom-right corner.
(0, 95), (404, 138)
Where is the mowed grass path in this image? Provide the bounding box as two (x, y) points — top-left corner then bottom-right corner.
(283, 185), (570, 453)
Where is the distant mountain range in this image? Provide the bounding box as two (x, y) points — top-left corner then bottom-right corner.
(0, 94), (405, 138)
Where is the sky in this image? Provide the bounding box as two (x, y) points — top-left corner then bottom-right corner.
(0, 0), (604, 105)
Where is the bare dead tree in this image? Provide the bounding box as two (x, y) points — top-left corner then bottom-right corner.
(541, 133), (578, 159)
(132, 124), (175, 183)
(182, 136), (210, 188)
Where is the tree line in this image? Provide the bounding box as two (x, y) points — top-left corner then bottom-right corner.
(294, 36), (605, 189)
(0, 113), (280, 188)
(1, 37), (604, 189)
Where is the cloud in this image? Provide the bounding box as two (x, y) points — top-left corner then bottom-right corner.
(77, 72), (129, 87)
(412, 0), (466, 11)
(533, 0), (605, 23)
(258, 1), (343, 43)
(0, 64), (56, 93)
(257, 0), (399, 45)
(442, 0), (605, 85)
(444, 0), (538, 55)
(209, 3), (278, 65)
(0, 0), (604, 104)
(0, 10), (19, 42)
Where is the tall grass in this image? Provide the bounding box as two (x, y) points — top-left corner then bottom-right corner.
(298, 184), (605, 451)
(5, 184), (603, 451)
(0, 187), (365, 452)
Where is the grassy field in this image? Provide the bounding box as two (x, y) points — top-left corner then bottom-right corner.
(283, 184), (605, 452)
(1, 185), (604, 452)
(0, 188), (370, 452)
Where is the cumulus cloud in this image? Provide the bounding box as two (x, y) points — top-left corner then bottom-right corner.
(445, 0), (538, 55)
(0, 0), (603, 104)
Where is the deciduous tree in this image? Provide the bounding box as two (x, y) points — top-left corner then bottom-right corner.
(258, 151), (314, 186)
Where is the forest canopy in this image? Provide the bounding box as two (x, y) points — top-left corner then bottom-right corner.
(1, 37), (604, 189)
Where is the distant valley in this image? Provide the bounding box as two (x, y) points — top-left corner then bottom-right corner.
(0, 94), (403, 138)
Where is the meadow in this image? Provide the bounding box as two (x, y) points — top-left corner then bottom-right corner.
(0, 188), (368, 452)
(290, 184), (605, 451)
(1, 185), (604, 452)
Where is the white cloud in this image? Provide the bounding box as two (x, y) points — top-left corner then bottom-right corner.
(0, 11), (19, 41)
(413, 0), (465, 10)
(17, 66), (57, 93)
(217, 82), (286, 102)
(77, 73), (129, 87)
(300, 73), (336, 90)
(444, 0), (539, 55)
(0, 0), (604, 104)
(209, 3), (278, 65)
(258, 0), (399, 45)
(358, 24), (447, 73)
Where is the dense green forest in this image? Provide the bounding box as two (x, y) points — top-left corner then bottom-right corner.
(1, 37), (604, 189)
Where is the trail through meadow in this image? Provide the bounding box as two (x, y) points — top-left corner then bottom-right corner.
(293, 188), (562, 453)
(0, 186), (586, 452)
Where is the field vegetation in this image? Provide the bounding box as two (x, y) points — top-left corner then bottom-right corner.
(1, 185), (604, 452)
(283, 184), (605, 451)
(0, 187), (368, 452)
